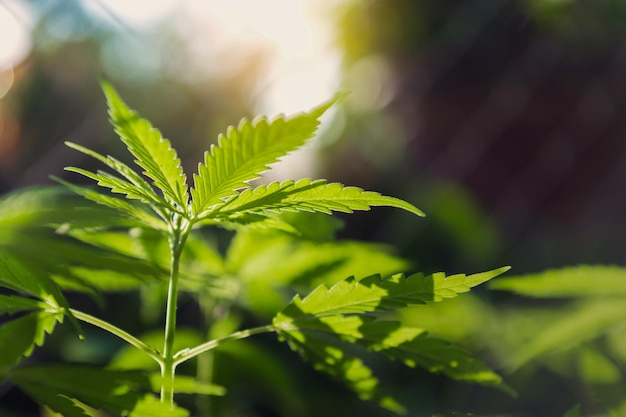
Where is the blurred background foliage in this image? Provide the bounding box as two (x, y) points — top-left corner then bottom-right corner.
(1, 0), (626, 416)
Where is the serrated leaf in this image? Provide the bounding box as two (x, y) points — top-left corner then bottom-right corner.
(226, 229), (408, 315)
(274, 267), (510, 321)
(65, 142), (168, 211)
(102, 81), (188, 209)
(206, 179), (424, 219)
(190, 96), (338, 216)
(0, 312), (59, 371)
(55, 178), (167, 231)
(0, 253), (80, 335)
(65, 167), (160, 208)
(0, 294), (44, 314)
(277, 322), (405, 414)
(359, 321), (506, 389)
(277, 314), (506, 392)
(490, 265), (626, 298)
(9, 365), (188, 417)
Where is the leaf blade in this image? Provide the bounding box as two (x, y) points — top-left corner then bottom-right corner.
(207, 179), (424, 219)
(101, 81), (188, 209)
(490, 265), (626, 298)
(190, 96), (339, 216)
(274, 267), (510, 321)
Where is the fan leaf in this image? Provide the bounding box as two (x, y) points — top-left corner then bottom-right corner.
(65, 141), (167, 210)
(274, 267), (510, 320)
(102, 81), (188, 210)
(207, 179), (424, 220)
(490, 265), (626, 298)
(190, 96), (339, 217)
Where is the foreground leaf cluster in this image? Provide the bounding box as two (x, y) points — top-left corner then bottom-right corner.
(0, 82), (509, 417)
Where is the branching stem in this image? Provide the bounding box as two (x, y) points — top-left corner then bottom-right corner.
(69, 308), (162, 365)
(160, 214), (191, 406)
(173, 325), (275, 366)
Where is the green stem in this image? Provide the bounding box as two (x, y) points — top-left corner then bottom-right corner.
(69, 308), (162, 365)
(173, 325), (275, 367)
(161, 216), (191, 406)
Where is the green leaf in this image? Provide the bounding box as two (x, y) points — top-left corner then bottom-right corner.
(65, 142), (168, 210)
(0, 312), (58, 371)
(101, 81), (188, 209)
(55, 178), (167, 231)
(276, 321), (404, 414)
(0, 253), (83, 338)
(490, 265), (626, 298)
(277, 314), (506, 391)
(190, 96), (338, 216)
(130, 395), (189, 417)
(505, 299), (626, 370)
(0, 294), (44, 314)
(207, 179), (424, 219)
(10, 365), (189, 416)
(274, 267), (510, 320)
(226, 229), (409, 315)
(359, 321), (506, 389)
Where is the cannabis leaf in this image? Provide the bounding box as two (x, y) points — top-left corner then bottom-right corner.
(0, 312), (58, 371)
(489, 265), (626, 298)
(275, 267), (510, 319)
(54, 178), (167, 231)
(65, 141), (169, 210)
(101, 81), (189, 210)
(272, 267), (511, 410)
(8, 365), (190, 417)
(190, 96), (338, 217)
(0, 253), (79, 331)
(208, 179), (424, 220)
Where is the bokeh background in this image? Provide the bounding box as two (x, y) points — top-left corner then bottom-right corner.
(2, 0), (626, 416)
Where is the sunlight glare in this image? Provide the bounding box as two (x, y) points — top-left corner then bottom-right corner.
(185, 0), (341, 115)
(0, 2), (32, 72)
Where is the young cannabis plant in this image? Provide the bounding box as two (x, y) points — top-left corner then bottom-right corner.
(0, 82), (510, 416)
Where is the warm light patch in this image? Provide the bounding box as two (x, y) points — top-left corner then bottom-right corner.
(0, 2), (31, 72)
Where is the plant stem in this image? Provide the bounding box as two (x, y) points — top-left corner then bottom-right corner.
(173, 325), (275, 366)
(161, 215), (191, 406)
(69, 308), (162, 365)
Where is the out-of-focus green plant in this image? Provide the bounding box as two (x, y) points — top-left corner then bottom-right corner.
(0, 82), (511, 417)
(489, 266), (626, 416)
(404, 265), (626, 416)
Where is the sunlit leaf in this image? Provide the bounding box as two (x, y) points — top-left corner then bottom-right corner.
(65, 141), (167, 211)
(55, 179), (167, 231)
(207, 178), (424, 220)
(275, 267), (510, 320)
(101, 81), (188, 210)
(190, 95), (340, 216)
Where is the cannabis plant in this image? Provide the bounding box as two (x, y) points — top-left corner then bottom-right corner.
(489, 266), (626, 416)
(0, 82), (510, 416)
